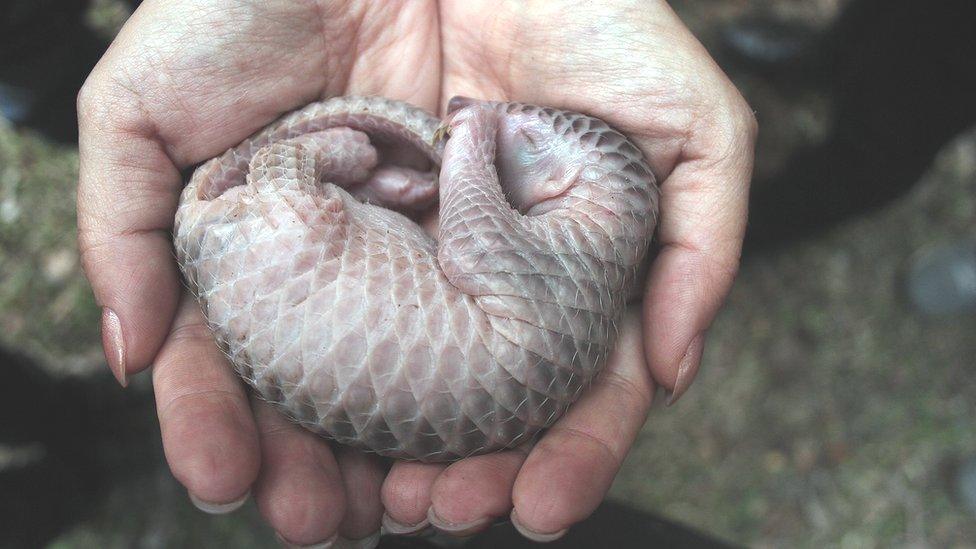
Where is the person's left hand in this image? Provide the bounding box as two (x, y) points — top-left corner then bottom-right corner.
(376, 1), (756, 541)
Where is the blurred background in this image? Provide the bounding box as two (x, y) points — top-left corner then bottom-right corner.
(2, 0), (975, 547)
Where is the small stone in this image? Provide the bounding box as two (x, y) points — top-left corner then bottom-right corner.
(764, 450), (787, 473)
(0, 197), (20, 223)
(792, 439), (819, 472)
(43, 248), (78, 282)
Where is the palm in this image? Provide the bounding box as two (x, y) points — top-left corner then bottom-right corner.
(78, 0), (754, 544)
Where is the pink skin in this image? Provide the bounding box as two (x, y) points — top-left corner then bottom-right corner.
(78, 1), (755, 544)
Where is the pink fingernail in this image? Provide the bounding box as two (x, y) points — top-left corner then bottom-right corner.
(101, 307), (127, 387)
(188, 489), (250, 514)
(427, 507), (491, 536)
(666, 333), (705, 406)
(510, 509), (567, 543)
(380, 512), (429, 536)
(275, 532), (338, 549)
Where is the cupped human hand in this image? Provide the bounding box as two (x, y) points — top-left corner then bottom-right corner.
(78, 1), (440, 545)
(77, 0), (755, 545)
(377, 0), (755, 541)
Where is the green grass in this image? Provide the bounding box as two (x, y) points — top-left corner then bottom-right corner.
(0, 120), (102, 375)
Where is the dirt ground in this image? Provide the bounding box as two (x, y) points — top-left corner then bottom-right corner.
(2, 1), (975, 547)
(613, 128), (976, 546)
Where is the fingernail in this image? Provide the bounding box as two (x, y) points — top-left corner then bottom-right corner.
(101, 307), (127, 387)
(427, 507), (492, 536)
(510, 509), (567, 543)
(381, 512), (429, 536)
(275, 532), (338, 549)
(188, 489), (250, 514)
(333, 532), (381, 549)
(666, 333), (705, 406)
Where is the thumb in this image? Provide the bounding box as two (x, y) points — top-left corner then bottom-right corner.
(77, 85), (183, 386)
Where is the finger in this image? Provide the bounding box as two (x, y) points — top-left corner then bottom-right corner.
(334, 447), (386, 545)
(511, 308), (652, 541)
(77, 93), (183, 385)
(380, 461), (446, 535)
(427, 449), (528, 536)
(153, 293), (259, 510)
(642, 84), (757, 404)
(251, 399), (346, 547)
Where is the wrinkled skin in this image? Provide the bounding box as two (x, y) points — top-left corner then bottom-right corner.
(77, 0), (755, 545)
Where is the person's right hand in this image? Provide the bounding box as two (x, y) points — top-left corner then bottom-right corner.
(77, 1), (442, 545)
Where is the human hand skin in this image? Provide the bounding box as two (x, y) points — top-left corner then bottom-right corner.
(77, 0), (755, 545)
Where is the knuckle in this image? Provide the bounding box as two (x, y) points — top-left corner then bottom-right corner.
(600, 370), (652, 413)
(255, 417), (297, 440)
(75, 222), (106, 256)
(704, 241), (742, 286)
(157, 387), (239, 422)
(75, 227), (117, 286)
(713, 249), (742, 289)
(76, 65), (145, 133)
(383, 474), (430, 517)
(697, 80), (758, 156)
(76, 72), (113, 128)
(75, 77), (96, 121)
(548, 425), (621, 466)
(75, 229), (98, 278)
(716, 94), (757, 149)
(743, 104), (759, 141)
(671, 238), (741, 296)
(168, 321), (217, 346)
(731, 93), (759, 143)
(265, 496), (329, 545)
(76, 225), (95, 256)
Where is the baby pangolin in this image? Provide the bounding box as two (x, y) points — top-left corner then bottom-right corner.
(174, 96), (658, 462)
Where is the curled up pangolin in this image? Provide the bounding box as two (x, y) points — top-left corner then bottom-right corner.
(174, 96), (659, 462)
